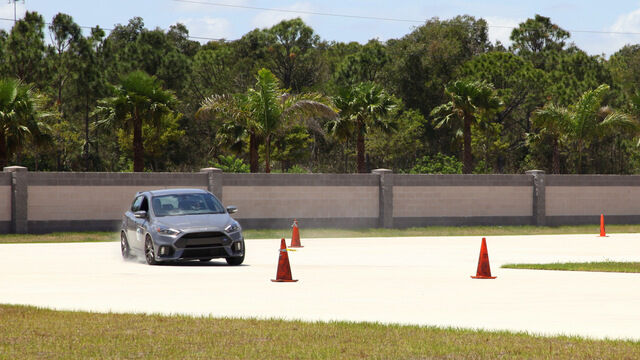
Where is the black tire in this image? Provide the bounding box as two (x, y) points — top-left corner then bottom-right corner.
(121, 232), (131, 259)
(144, 236), (158, 265)
(226, 254), (244, 266)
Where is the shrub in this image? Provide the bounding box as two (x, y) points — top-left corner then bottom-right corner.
(286, 165), (309, 173)
(210, 155), (250, 173)
(410, 153), (462, 174)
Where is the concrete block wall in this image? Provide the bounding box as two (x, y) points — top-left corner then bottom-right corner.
(392, 174), (533, 227)
(4, 167), (640, 233)
(24, 172), (207, 233)
(222, 173), (379, 228)
(0, 172), (11, 233)
(546, 175), (640, 225)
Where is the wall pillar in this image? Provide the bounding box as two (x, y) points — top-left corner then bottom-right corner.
(4, 166), (28, 233)
(373, 168), (393, 228)
(526, 170), (546, 226)
(200, 167), (223, 200)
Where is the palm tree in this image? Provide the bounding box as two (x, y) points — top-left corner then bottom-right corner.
(533, 84), (637, 173)
(431, 80), (503, 174)
(94, 70), (176, 172)
(247, 69), (281, 173)
(0, 78), (50, 168)
(531, 104), (569, 174)
(197, 93), (260, 172)
(571, 85), (637, 173)
(198, 68), (336, 173)
(330, 82), (396, 173)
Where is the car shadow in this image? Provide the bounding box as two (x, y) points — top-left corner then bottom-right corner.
(125, 255), (248, 267)
(166, 260), (250, 267)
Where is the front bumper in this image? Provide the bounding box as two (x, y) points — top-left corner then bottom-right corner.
(154, 230), (244, 261)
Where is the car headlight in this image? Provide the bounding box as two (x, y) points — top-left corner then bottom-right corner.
(225, 221), (240, 233)
(156, 226), (181, 236)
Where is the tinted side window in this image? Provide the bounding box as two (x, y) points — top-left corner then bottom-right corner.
(139, 197), (149, 212)
(131, 196), (143, 212)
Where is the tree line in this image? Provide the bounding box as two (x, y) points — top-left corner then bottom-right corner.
(1, 12), (640, 174)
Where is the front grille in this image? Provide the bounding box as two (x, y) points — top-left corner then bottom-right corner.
(181, 247), (228, 259)
(181, 232), (224, 239)
(175, 231), (229, 248)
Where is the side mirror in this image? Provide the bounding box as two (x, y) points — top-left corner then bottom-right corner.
(226, 206), (238, 214)
(134, 210), (147, 219)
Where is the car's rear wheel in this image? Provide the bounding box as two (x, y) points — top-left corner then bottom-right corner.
(226, 254), (244, 266)
(121, 232), (131, 259)
(145, 236), (158, 265)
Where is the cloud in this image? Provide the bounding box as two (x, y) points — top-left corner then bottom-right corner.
(604, 8), (640, 54)
(178, 17), (234, 42)
(484, 16), (521, 47)
(251, 2), (313, 29)
(610, 7), (640, 32)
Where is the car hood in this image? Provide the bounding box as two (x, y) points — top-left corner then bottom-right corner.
(155, 213), (232, 232)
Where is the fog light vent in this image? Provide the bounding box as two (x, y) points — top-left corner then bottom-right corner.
(159, 246), (171, 256)
(234, 242), (242, 251)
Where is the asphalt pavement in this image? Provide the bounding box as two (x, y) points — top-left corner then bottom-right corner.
(1, 233), (639, 340)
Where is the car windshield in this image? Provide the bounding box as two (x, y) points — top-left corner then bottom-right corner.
(151, 193), (225, 217)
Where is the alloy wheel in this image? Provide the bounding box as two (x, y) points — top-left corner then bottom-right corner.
(121, 233), (130, 259)
(145, 238), (157, 265)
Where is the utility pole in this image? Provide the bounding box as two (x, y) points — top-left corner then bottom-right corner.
(10, 0), (24, 22)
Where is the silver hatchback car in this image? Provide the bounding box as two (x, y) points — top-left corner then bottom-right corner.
(120, 188), (245, 265)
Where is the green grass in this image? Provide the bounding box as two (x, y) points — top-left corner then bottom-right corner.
(0, 224), (638, 243)
(502, 261), (640, 273)
(243, 224), (640, 239)
(0, 231), (117, 244)
(0, 305), (638, 359)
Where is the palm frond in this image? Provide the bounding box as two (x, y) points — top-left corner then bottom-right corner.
(248, 68), (282, 136)
(598, 110), (639, 137)
(325, 115), (355, 142)
(532, 104), (571, 135)
(281, 98), (337, 135)
(431, 102), (460, 129)
(571, 84), (609, 138)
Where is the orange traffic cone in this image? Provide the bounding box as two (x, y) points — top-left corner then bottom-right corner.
(271, 238), (298, 282)
(471, 237), (496, 279)
(290, 219), (303, 248)
(599, 214), (607, 237)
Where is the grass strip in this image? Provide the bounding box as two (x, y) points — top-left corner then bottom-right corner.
(0, 231), (117, 244)
(502, 261), (640, 273)
(1, 224), (640, 243)
(0, 305), (639, 359)
(243, 224), (640, 239)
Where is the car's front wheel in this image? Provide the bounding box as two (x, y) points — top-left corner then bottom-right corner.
(226, 254), (244, 266)
(144, 236), (158, 265)
(121, 232), (132, 260)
